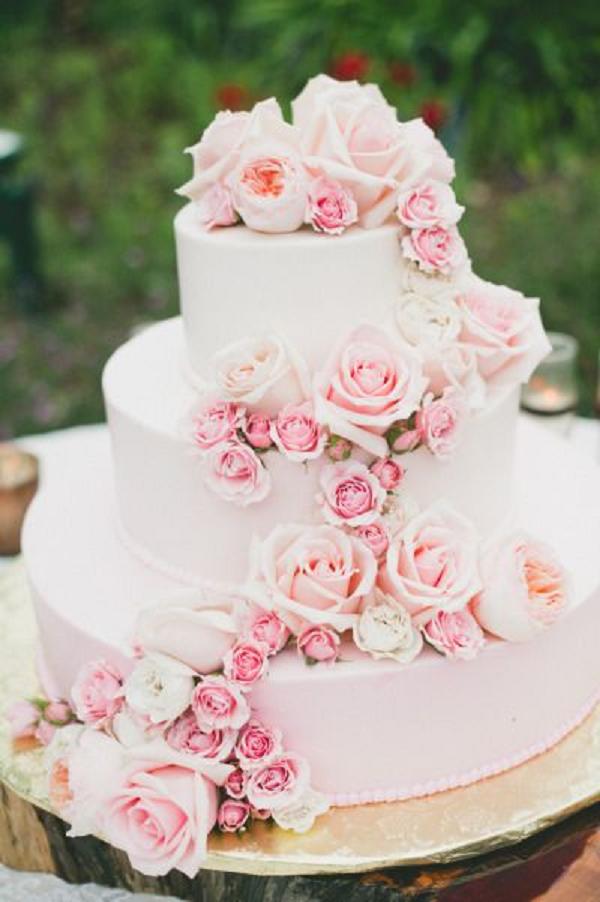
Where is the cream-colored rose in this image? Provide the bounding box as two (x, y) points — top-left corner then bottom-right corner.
(212, 334), (310, 416)
(272, 787), (330, 833)
(475, 532), (569, 642)
(353, 589), (423, 663)
(292, 75), (428, 228)
(135, 589), (242, 674)
(124, 654), (194, 725)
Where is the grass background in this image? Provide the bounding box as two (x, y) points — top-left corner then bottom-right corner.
(1, 1), (600, 437)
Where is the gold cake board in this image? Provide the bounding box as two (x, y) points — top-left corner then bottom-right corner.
(1, 559), (599, 877)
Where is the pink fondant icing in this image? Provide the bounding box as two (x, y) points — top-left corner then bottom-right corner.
(23, 420), (600, 805)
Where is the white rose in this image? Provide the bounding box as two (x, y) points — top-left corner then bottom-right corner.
(395, 290), (462, 349)
(135, 588), (242, 674)
(353, 589), (423, 663)
(212, 334), (310, 416)
(272, 787), (330, 834)
(124, 654), (194, 725)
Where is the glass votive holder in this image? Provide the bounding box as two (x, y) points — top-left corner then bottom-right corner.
(521, 332), (579, 416)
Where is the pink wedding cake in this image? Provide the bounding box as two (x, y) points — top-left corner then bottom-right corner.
(15, 74), (600, 878)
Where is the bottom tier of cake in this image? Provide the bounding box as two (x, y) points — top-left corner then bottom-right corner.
(22, 419), (600, 805)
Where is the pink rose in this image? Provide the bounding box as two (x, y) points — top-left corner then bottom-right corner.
(246, 609), (290, 656)
(400, 118), (455, 183)
(355, 520), (390, 560)
(194, 182), (237, 230)
(224, 767), (249, 800)
(223, 640), (269, 689)
(271, 401), (326, 461)
(397, 180), (463, 229)
(475, 533), (569, 642)
(318, 459), (386, 527)
(177, 107), (252, 201)
(254, 523), (377, 633)
(370, 457), (405, 491)
(401, 224), (468, 276)
(8, 700), (40, 740)
(135, 590), (240, 675)
(235, 720), (282, 770)
(71, 660), (124, 727)
(293, 75), (427, 228)
(192, 676), (250, 731)
(379, 502), (481, 615)
(391, 427), (422, 454)
(314, 324), (427, 458)
(246, 754), (310, 812)
(306, 176), (358, 234)
(422, 607), (485, 660)
(101, 764), (217, 878)
(166, 709), (236, 761)
(231, 151), (307, 233)
(251, 806), (271, 820)
(416, 387), (468, 460)
(203, 439), (271, 506)
(218, 799), (251, 832)
(458, 277), (552, 390)
(192, 399), (244, 452)
(297, 624), (340, 663)
(244, 413), (273, 449)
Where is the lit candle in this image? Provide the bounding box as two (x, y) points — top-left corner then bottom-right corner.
(0, 445), (39, 555)
(521, 333), (579, 416)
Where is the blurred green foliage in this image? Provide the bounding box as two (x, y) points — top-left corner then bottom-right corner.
(1, 0), (599, 436)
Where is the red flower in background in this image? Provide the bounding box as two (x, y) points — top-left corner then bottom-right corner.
(420, 99), (448, 132)
(330, 51), (370, 82)
(388, 61), (417, 87)
(215, 83), (250, 111)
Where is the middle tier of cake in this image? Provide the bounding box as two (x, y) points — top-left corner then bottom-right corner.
(103, 317), (519, 586)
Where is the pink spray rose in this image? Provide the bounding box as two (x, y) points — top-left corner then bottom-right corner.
(297, 624), (340, 663)
(326, 435), (353, 461)
(223, 640), (269, 689)
(422, 607), (486, 660)
(379, 502), (481, 615)
(475, 532), (569, 642)
(246, 609), (290, 656)
(218, 799), (251, 833)
(401, 224), (468, 276)
(271, 401), (326, 461)
(370, 457), (405, 491)
(254, 522), (377, 633)
(318, 459), (386, 527)
(192, 676), (250, 731)
(224, 767), (249, 800)
(397, 180), (463, 229)
(192, 399), (244, 452)
(416, 387), (469, 460)
(235, 720), (282, 770)
(314, 324), (427, 458)
(355, 520), (390, 560)
(166, 709), (236, 760)
(44, 701), (73, 725)
(202, 439), (271, 506)
(244, 413), (273, 449)
(194, 182), (237, 230)
(458, 276), (552, 390)
(306, 176), (358, 234)
(391, 427), (422, 454)
(246, 754), (310, 812)
(100, 764), (218, 878)
(8, 700), (40, 740)
(71, 660), (124, 727)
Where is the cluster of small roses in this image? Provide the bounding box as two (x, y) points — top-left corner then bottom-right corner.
(397, 180), (467, 277)
(17, 607), (328, 879)
(8, 697), (75, 748)
(249, 502), (570, 664)
(178, 74), (455, 235)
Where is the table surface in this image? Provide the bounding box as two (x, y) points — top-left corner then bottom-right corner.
(1, 416), (599, 901)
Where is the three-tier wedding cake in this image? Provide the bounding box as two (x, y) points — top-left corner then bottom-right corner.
(17, 74), (600, 879)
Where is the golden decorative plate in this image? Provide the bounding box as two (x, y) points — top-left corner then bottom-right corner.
(1, 559), (599, 877)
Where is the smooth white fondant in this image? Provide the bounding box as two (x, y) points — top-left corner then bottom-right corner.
(102, 318), (518, 585)
(175, 205), (406, 376)
(23, 419), (600, 802)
